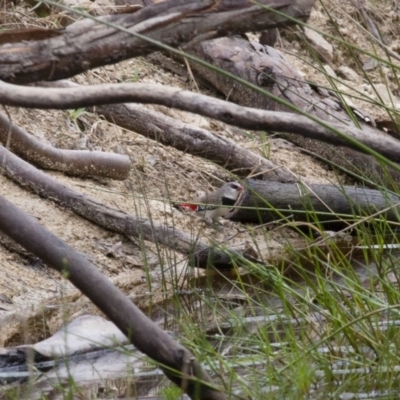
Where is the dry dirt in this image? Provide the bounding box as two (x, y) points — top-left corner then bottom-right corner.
(0, 0), (399, 347)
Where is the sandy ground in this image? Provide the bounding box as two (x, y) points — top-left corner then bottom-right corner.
(0, 0), (399, 346)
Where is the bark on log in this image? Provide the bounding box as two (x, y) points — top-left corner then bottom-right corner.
(228, 179), (400, 230)
(189, 36), (400, 186)
(0, 111), (131, 179)
(0, 194), (225, 400)
(0, 144), (244, 269)
(0, 0), (315, 83)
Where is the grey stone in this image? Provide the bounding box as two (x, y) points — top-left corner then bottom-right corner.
(338, 65), (361, 83)
(304, 27), (334, 61)
(323, 64), (337, 79)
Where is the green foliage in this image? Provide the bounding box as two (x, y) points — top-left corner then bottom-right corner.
(67, 107), (86, 122)
(159, 385), (183, 400)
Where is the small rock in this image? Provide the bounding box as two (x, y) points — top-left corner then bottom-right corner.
(373, 83), (394, 105)
(304, 27), (334, 61)
(337, 92), (356, 108)
(323, 64), (337, 79)
(337, 66), (361, 83)
(363, 57), (380, 71)
(146, 154), (158, 166)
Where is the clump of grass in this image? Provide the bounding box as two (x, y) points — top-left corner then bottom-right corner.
(3, 0), (400, 399)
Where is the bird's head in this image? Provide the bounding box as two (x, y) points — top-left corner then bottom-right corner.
(222, 181), (244, 200)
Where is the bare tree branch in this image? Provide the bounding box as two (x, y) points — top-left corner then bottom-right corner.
(1, 80), (400, 164)
(187, 35), (400, 185)
(0, 111), (131, 179)
(0, 144), (244, 269)
(0, 0), (315, 83)
(97, 102), (297, 181)
(44, 78), (296, 182)
(0, 193), (226, 400)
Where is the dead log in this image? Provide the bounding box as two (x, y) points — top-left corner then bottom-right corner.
(189, 36), (400, 186)
(0, 0), (315, 83)
(2, 81), (400, 168)
(228, 179), (400, 229)
(40, 78), (296, 182)
(0, 144), (245, 269)
(96, 104), (296, 182)
(0, 111), (131, 180)
(0, 194), (225, 400)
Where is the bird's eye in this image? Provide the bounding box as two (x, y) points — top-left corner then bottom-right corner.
(230, 183), (240, 190)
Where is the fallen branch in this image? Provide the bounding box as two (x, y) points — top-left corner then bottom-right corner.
(1, 80), (400, 165)
(42, 78), (295, 182)
(228, 179), (400, 229)
(0, 194), (225, 400)
(0, 0), (314, 83)
(97, 103), (296, 182)
(0, 144), (242, 269)
(0, 111), (131, 179)
(188, 35), (400, 185)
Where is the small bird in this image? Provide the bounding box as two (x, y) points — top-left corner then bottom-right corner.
(175, 181), (244, 221)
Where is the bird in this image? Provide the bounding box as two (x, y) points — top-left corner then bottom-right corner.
(174, 181), (244, 222)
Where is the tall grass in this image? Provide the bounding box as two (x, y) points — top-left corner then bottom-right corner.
(2, 0), (400, 399)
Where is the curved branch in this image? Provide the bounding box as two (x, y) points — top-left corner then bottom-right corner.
(44, 78), (295, 182)
(96, 104), (297, 182)
(0, 80), (399, 163)
(187, 35), (400, 186)
(0, 194), (225, 400)
(0, 144), (243, 269)
(0, 111), (131, 179)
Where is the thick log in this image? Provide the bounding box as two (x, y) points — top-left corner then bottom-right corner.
(0, 0), (315, 83)
(189, 36), (400, 186)
(0, 111), (131, 180)
(228, 179), (400, 229)
(0, 194), (225, 400)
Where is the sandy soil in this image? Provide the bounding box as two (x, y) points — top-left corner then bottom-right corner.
(0, 0), (399, 346)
